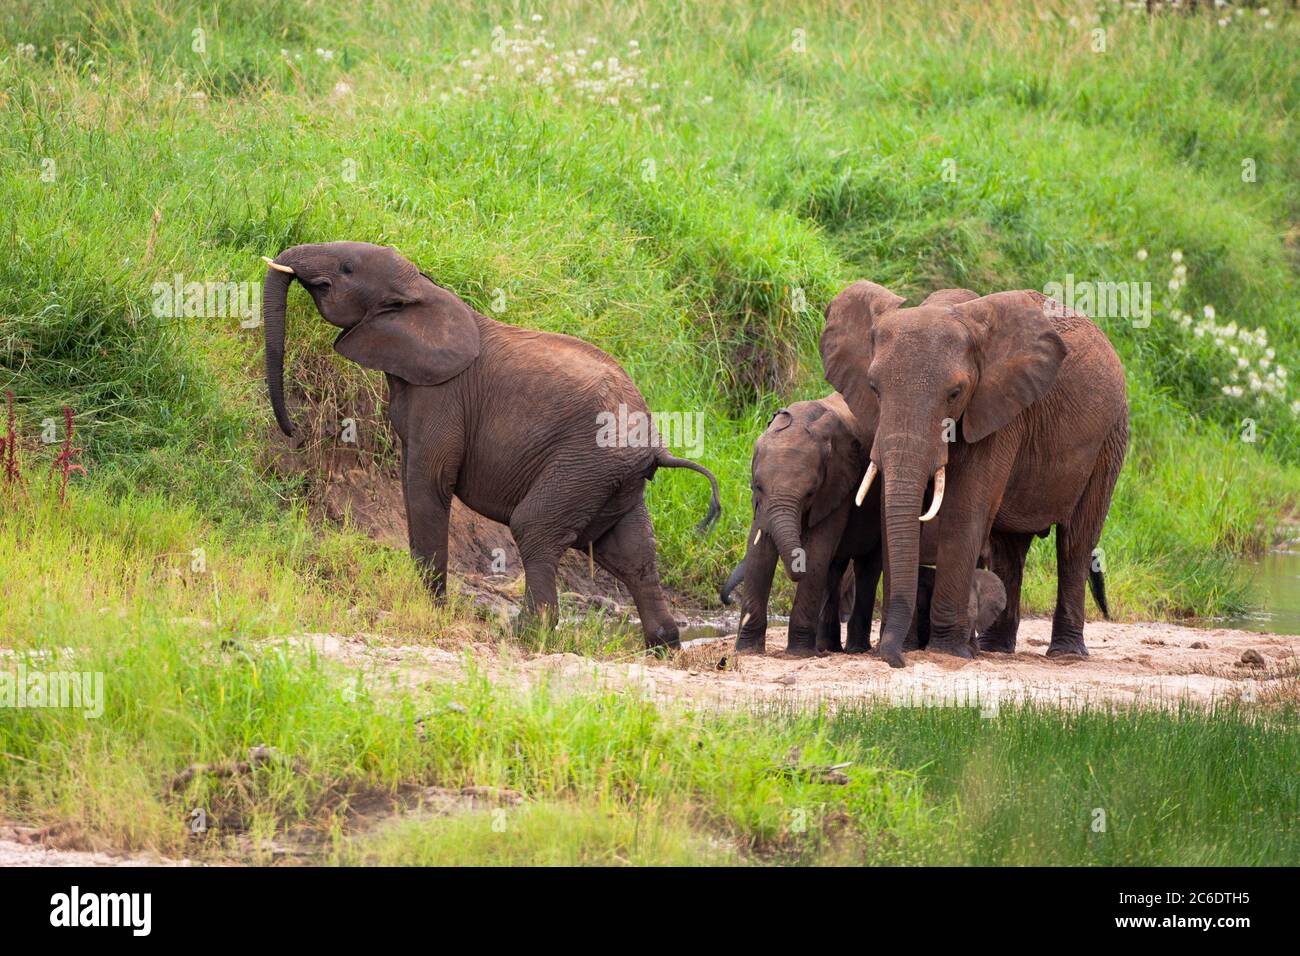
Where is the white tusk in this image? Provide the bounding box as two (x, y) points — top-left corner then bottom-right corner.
(261, 256), (295, 274)
(919, 467), (945, 522)
(753, 528), (762, 546)
(854, 461), (878, 507)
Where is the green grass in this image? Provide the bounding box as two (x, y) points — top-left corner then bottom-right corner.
(1, 0), (1298, 618)
(3, 486), (1299, 865)
(1, 1), (1300, 864)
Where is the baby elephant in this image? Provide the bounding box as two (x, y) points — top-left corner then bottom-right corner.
(721, 394), (882, 657)
(910, 565), (1007, 654)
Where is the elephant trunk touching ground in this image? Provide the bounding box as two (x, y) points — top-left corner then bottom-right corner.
(878, 470), (928, 666)
(821, 281), (1128, 667)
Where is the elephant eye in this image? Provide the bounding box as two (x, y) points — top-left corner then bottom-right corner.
(868, 381), (880, 397)
(947, 386), (962, 402)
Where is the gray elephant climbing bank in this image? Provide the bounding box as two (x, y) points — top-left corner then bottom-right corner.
(261, 241), (720, 649)
(820, 283), (1128, 668)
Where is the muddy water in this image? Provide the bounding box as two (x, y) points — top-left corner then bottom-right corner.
(1219, 543), (1300, 636)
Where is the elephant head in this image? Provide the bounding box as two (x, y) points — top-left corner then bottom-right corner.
(261, 241), (482, 435)
(820, 283), (1066, 666)
(968, 569), (1007, 641)
(749, 399), (863, 582)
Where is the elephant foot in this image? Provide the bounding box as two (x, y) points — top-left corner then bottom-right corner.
(926, 636), (976, 660)
(1046, 634), (1088, 658)
(785, 638), (820, 658)
(734, 634), (767, 655)
(643, 623), (680, 652)
(817, 632), (844, 653)
(901, 634), (922, 652)
(844, 640), (871, 654)
(978, 632), (1017, 654)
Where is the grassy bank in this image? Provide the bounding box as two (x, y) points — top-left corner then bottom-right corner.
(2, 488), (1298, 865)
(2, 0), (1299, 620)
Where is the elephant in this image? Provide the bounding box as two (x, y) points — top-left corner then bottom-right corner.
(718, 407), (1007, 656)
(821, 282), (1128, 667)
(260, 241), (720, 649)
(717, 393), (882, 656)
(910, 566), (1007, 654)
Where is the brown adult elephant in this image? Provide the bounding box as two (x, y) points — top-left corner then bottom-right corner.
(820, 283), (1128, 668)
(261, 241), (720, 648)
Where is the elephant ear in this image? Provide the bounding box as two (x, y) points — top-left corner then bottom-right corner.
(809, 428), (862, 528)
(819, 281), (905, 440)
(954, 290), (1067, 444)
(334, 274), (482, 385)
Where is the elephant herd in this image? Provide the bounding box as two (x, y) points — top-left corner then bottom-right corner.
(262, 242), (1128, 668)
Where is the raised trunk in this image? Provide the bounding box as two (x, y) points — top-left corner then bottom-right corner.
(876, 472), (926, 668)
(766, 499), (806, 582)
(262, 266), (296, 436)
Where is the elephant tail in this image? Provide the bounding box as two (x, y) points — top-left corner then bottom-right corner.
(1089, 566), (1111, 620)
(719, 559), (746, 606)
(656, 452), (721, 531)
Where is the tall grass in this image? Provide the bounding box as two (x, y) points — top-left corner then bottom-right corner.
(1, 1), (1298, 616)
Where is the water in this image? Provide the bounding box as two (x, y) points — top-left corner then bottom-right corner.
(1219, 542), (1300, 636)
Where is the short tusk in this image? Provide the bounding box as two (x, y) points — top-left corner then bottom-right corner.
(919, 467), (945, 522)
(753, 528), (762, 546)
(854, 461), (878, 507)
(261, 256), (294, 274)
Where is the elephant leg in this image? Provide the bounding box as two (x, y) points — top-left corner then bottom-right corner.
(509, 471), (603, 633)
(735, 523), (778, 654)
(786, 525), (840, 657)
(905, 565), (936, 650)
(845, 552), (880, 653)
(979, 532), (1033, 653)
(928, 517), (993, 660)
(591, 501), (679, 650)
(817, 558), (848, 653)
(1048, 420), (1127, 657)
(401, 440), (454, 600)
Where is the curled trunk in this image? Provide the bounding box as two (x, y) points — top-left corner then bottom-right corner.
(262, 266), (295, 436)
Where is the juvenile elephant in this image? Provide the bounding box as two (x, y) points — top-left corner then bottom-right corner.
(821, 283), (1128, 667)
(718, 394), (880, 656)
(261, 241), (720, 649)
(911, 566), (1007, 654)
